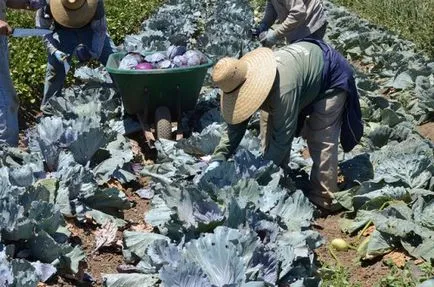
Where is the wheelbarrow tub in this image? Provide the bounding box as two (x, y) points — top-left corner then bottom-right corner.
(106, 52), (214, 121)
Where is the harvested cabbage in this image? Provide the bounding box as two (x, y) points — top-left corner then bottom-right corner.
(135, 62), (154, 70)
(156, 60), (172, 69)
(145, 52), (167, 63)
(119, 53), (143, 70)
(172, 55), (188, 67)
(167, 45), (187, 60)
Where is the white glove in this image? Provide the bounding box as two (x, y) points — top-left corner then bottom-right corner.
(53, 50), (67, 62)
(53, 50), (70, 73)
(204, 161), (221, 174)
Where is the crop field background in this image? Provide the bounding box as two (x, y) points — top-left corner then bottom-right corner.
(1, 0), (433, 286)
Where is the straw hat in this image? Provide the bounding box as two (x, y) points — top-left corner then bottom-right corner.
(212, 47), (277, 125)
(50, 0), (98, 28)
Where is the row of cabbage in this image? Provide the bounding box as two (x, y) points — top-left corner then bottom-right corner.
(323, 1), (434, 264)
(0, 0), (433, 286)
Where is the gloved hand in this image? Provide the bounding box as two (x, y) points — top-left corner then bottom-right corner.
(76, 45), (93, 62)
(52, 50), (70, 73)
(53, 50), (68, 62)
(251, 22), (268, 39)
(204, 160), (221, 174)
(259, 30), (277, 47)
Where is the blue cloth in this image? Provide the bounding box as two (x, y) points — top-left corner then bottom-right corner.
(295, 38), (363, 153)
(0, 0), (18, 146)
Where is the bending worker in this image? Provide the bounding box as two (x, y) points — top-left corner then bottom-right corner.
(206, 40), (363, 212)
(1, 0), (44, 146)
(254, 0), (328, 47)
(36, 0), (117, 114)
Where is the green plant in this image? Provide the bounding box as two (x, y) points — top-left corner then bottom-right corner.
(330, 0), (434, 57)
(320, 265), (362, 287)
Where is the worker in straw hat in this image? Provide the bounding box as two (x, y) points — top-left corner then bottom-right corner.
(204, 40), (363, 212)
(35, 0), (117, 114)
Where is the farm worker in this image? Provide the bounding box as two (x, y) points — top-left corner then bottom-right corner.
(253, 0), (328, 47)
(204, 40), (363, 212)
(36, 0), (117, 114)
(0, 0), (45, 146)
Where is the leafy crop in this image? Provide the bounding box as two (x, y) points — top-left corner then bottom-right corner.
(1, 0), (433, 285)
(321, 1), (434, 268)
(330, 0), (434, 57)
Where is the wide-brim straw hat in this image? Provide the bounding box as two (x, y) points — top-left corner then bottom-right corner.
(212, 47), (277, 125)
(50, 0), (98, 28)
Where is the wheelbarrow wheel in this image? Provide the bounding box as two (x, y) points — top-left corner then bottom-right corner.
(155, 106), (172, 140)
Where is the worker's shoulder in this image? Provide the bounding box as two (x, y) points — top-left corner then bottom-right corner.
(274, 41), (321, 58)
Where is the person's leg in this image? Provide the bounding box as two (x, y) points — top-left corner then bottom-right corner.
(0, 37), (18, 146)
(259, 110), (269, 153)
(41, 29), (76, 114)
(305, 90), (347, 210)
(41, 53), (70, 114)
(0, 86), (19, 147)
(97, 35), (117, 65)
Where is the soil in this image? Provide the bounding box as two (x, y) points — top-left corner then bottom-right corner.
(417, 122), (434, 142)
(313, 214), (391, 287)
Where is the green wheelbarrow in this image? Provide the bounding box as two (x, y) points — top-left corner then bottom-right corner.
(106, 51), (214, 146)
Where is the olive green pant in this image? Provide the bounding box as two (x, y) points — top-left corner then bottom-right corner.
(260, 91), (347, 208)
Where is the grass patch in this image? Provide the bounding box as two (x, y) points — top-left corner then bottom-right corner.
(250, 0), (433, 57)
(6, 0), (163, 112)
(320, 265), (362, 287)
(330, 0), (434, 57)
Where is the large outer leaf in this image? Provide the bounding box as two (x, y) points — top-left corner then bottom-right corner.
(123, 231), (170, 261)
(11, 259), (38, 287)
(0, 250), (13, 286)
(147, 239), (181, 268)
(31, 261), (57, 282)
(35, 117), (64, 171)
(276, 231), (323, 280)
(270, 190), (314, 231)
(68, 128), (107, 165)
(28, 201), (63, 235)
(362, 230), (395, 260)
(82, 188), (131, 212)
(219, 179), (261, 209)
(92, 134), (134, 185)
(103, 273), (159, 287)
(28, 230), (64, 263)
(372, 209), (434, 261)
(145, 195), (175, 233)
(412, 194), (434, 229)
(183, 227), (247, 286)
(160, 259), (212, 287)
(9, 165), (34, 187)
(371, 139), (433, 189)
(176, 122), (223, 156)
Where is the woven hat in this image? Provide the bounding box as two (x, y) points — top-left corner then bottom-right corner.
(50, 0), (98, 28)
(212, 47), (277, 125)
